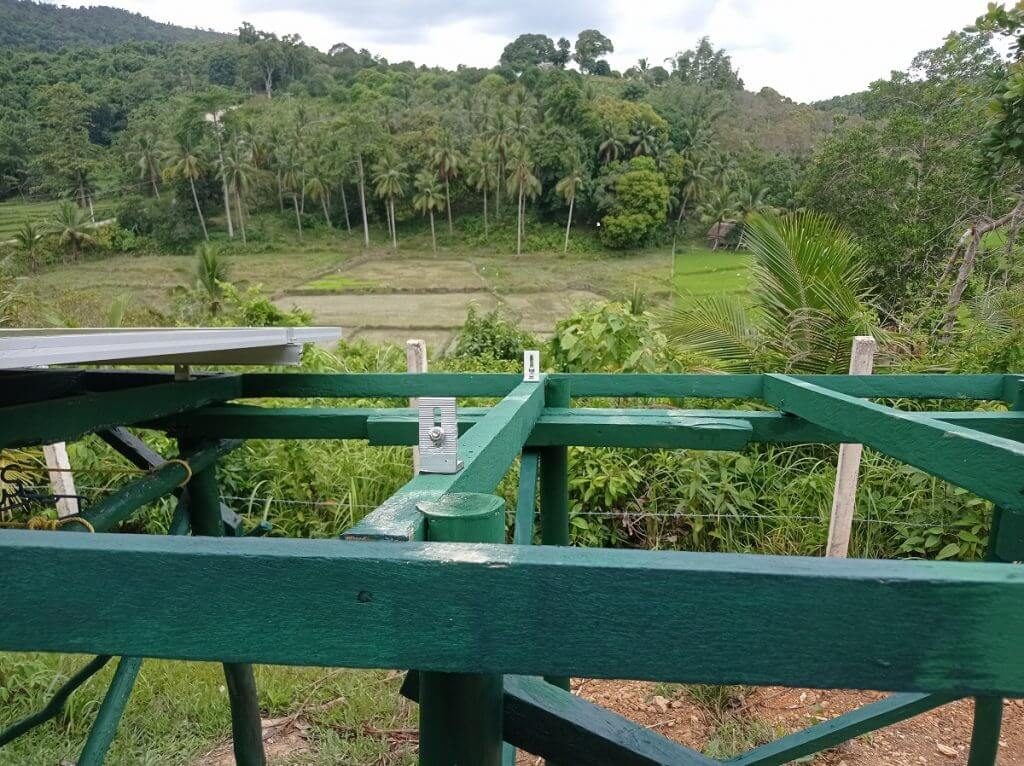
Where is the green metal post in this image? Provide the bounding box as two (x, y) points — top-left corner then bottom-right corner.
(967, 378), (1021, 766)
(418, 493), (505, 766)
(77, 657), (142, 766)
(539, 377), (570, 698)
(181, 439), (267, 766)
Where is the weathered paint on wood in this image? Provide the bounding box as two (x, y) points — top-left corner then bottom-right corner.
(0, 376), (242, 449)
(76, 656), (142, 766)
(4, 533), (1024, 695)
(728, 692), (957, 765)
(342, 381), (545, 541)
(763, 375), (1024, 511)
(403, 672), (717, 765)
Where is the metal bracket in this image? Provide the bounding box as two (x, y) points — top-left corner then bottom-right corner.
(418, 397), (463, 474)
(523, 350), (540, 382)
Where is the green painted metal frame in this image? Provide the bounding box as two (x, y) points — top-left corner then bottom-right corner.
(1, 370), (1023, 765)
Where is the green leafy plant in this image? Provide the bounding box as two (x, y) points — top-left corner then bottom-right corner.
(661, 211), (883, 372)
(453, 304), (538, 361)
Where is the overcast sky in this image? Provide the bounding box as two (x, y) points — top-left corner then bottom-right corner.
(60, 0), (987, 102)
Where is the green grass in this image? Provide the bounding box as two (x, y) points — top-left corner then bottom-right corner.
(0, 654), (413, 765)
(672, 247), (752, 304)
(0, 198), (116, 238)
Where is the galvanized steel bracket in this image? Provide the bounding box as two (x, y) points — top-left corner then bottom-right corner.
(417, 397), (463, 474)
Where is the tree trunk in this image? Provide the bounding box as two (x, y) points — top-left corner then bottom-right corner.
(356, 155), (369, 248)
(390, 198), (398, 250)
(264, 69), (273, 99)
(445, 177), (453, 235)
(321, 196), (333, 229)
(293, 195), (303, 239)
(277, 173), (285, 212)
(483, 188), (488, 238)
(429, 210), (436, 252)
(86, 194), (95, 222)
(215, 136), (233, 239)
(340, 185), (351, 232)
(941, 197), (1024, 335)
(151, 170), (161, 199)
(516, 187), (524, 256)
(300, 173), (306, 216)
(189, 177), (209, 241)
(495, 167), (501, 220)
(563, 195), (574, 253)
(235, 190), (247, 244)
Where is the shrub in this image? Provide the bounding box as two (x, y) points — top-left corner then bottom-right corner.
(453, 304), (538, 361)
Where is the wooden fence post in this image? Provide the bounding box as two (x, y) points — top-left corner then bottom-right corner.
(825, 336), (877, 558)
(44, 442), (78, 517)
(406, 339), (428, 476)
(418, 493), (505, 766)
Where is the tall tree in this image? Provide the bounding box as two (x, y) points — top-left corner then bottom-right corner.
(373, 155), (406, 250)
(164, 133), (209, 241)
(486, 110), (512, 219)
(13, 221), (43, 273)
(304, 160), (334, 229)
(431, 132), (461, 236)
(466, 142), (498, 237)
(507, 147), (541, 256)
(555, 155), (585, 253)
(574, 29), (614, 74)
(131, 131), (163, 199)
(668, 37), (744, 89)
(219, 140), (256, 244)
(413, 170), (444, 252)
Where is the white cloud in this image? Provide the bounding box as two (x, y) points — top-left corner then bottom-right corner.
(63, 0), (985, 102)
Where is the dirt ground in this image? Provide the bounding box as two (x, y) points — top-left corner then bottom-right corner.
(541, 681), (1024, 765)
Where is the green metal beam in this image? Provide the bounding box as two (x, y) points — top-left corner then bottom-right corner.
(63, 440), (242, 533)
(342, 380), (546, 541)
(728, 692), (958, 765)
(154, 405), (1022, 447)
(402, 672), (718, 766)
(514, 451), (539, 546)
(0, 376), (242, 449)
(4, 533), (1024, 695)
(76, 656), (142, 766)
(236, 373), (1010, 401)
(762, 375), (1024, 511)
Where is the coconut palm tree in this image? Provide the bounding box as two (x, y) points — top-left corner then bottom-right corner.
(278, 149), (305, 238)
(430, 132), (461, 236)
(466, 143), (498, 237)
(373, 156), (407, 250)
(131, 132), (163, 199)
(164, 136), (209, 241)
(413, 170), (444, 253)
(599, 129), (626, 165)
(48, 201), (96, 263)
(507, 147), (541, 256)
(219, 142), (256, 244)
(305, 160), (334, 229)
(660, 212), (882, 373)
(194, 242), (229, 316)
(555, 156), (585, 253)
(629, 119), (659, 157)
(13, 221), (43, 273)
(486, 110), (512, 219)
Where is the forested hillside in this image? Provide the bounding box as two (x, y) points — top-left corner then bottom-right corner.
(0, 0), (227, 51)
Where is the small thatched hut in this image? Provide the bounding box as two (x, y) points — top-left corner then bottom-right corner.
(706, 220), (737, 250)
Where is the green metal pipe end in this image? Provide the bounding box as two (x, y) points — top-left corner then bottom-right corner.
(417, 493), (505, 544)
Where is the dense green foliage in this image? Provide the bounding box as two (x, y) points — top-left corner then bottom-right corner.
(0, 0), (226, 51)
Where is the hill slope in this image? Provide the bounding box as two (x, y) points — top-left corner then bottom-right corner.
(0, 0), (229, 51)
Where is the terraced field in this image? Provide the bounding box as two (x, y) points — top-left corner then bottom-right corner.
(0, 198), (116, 239)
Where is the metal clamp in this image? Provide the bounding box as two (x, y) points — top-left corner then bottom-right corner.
(523, 350), (540, 382)
(418, 397), (463, 474)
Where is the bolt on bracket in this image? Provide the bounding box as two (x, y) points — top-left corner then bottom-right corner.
(417, 397), (463, 474)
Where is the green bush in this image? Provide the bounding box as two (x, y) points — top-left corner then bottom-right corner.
(599, 156), (670, 249)
(453, 304), (538, 361)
